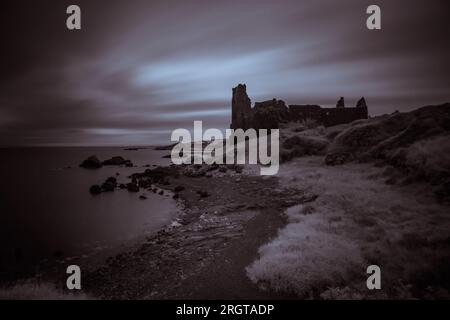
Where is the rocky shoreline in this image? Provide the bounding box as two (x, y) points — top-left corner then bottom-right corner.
(82, 163), (316, 299)
(8, 101), (448, 299)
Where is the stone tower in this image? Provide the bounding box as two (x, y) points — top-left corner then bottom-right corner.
(231, 84), (252, 130)
(336, 97), (345, 108)
(356, 97), (367, 108)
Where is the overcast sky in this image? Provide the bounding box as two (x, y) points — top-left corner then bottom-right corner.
(1, 0), (449, 146)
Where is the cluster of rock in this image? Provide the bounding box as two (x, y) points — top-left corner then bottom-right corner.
(89, 166), (173, 197)
(89, 176), (118, 194)
(88, 163), (244, 200)
(230, 84), (368, 130)
(181, 163), (243, 178)
(80, 155), (133, 169)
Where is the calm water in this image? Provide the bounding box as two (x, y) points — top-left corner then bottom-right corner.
(0, 147), (177, 280)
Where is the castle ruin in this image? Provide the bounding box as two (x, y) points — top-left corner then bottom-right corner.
(230, 84), (368, 130)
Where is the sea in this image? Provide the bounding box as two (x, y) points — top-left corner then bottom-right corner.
(0, 147), (178, 282)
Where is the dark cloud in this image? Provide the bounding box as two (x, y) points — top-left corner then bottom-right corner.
(0, 0), (449, 145)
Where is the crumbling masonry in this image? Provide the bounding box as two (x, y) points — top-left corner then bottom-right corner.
(230, 84), (368, 130)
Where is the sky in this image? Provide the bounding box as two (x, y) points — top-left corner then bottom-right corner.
(1, 0), (449, 146)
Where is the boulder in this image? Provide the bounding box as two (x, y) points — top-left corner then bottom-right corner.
(102, 156), (127, 166)
(89, 184), (102, 195)
(80, 156), (102, 169)
(106, 177), (117, 184)
(125, 160), (134, 167)
(127, 183), (139, 192)
(101, 181), (116, 192)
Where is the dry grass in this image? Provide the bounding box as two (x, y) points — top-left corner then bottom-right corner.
(246, 156), (450, 299)
(0, 281), (91, 300)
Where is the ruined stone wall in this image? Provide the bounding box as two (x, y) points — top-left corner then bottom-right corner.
(288, 105), (325, 123)
(289, 104), (368, 126)
(230, 84), (369, 130)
